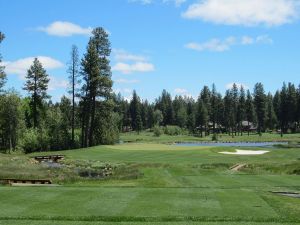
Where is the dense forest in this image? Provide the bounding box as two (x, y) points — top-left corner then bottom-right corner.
(0, 29), (300, 153)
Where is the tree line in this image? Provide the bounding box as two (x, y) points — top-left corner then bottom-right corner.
(117, 82), (300, 137)
(0, 28), (300, 153)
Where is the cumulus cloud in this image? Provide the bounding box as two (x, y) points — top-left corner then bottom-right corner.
(48, 76), (69, 91)
(112, 62), (154, 74)
(226, 83), (249, 90)
(3, 56), (64, 79)
(113, 49), (147, 62)
(112, 49), (155, 74)
(182, 0), (299, 26)
(174, 88), (189, 94)
(163, 0), (187, 7)
(174, 88), (193, 97)
(185, 35), (273, 52)
(129, 0), (186, 6)
(115, 78), (140, 84)
(38, 21), (93, 37)
(129, 0), (152, 4)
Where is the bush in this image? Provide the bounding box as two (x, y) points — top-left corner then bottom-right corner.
(20, 129), (39, 153)
(153, 126), (162, 137)
(164, 125), (182, 136)
(212, 133), (219, 141)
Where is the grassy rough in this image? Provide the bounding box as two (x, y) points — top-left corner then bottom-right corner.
(0, 138), (300, 224)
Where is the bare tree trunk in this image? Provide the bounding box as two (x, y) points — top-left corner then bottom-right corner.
(89, 96), (96, 146)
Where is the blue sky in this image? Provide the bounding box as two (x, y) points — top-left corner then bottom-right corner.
(1, 0), (300, 102)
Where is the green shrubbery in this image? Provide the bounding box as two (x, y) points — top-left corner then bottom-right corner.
(153, 125), (162, 137)
(164, 125), (183, 136)
(20, 129), (40, 153)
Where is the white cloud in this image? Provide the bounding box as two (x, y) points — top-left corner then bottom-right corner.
(241, 36), (254, 45)
(174, 88), (193, 97)
(226, 83), (249, 90)
(129, 0), (152, 4)
(174, 88), (189, 94)
(182, 0), (299, 26)
(163, 0), (187, 7)
(38, 21), (93, 37)
(113, 49), (147, 62)
(185, 35), (273, 52)
(112, 62), (155, 74)
(130, 0), (186, 6)
(3, 56), (64, 79)
(115, 78), (140, 84)
(185, 38), (233, 52)
(48, 76), (68, 91)
(256, 35), (274, 44)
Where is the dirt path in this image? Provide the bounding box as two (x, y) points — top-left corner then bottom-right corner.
(230, 163), (247, 171)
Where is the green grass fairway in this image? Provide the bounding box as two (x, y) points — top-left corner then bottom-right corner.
(1, 140), (300, 224)
(120, 131), (300, 143)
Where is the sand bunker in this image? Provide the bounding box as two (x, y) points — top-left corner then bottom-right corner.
(219, 149), (269, 155)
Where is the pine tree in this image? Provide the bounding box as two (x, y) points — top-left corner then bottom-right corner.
(23, 58), (50, 128)
(186, 99), (196, 133)
(200, 86), (211, 135)
(68, 45), (80, 147)
(237, 86), (246, 135)
(130, 90), (141, 131)
(297, 85), (300, 130)
(0, 32), (6, 91)
(253, 83), (266, 135)
(210, 84), (218, 133)
(0, 91), (22, 153)
(196, 99), (208, 137)
(286, 83), (297, 132)
(273, 90), (281, 126)
(265, 93), (277, 131)
(245, 90), (256, 136)
(156, 90), (174, 125)
(279, 83), (289, 136)
(231, 83), (239, 136)
(224, 90), (235, 137)
(80, 27), (113, 147)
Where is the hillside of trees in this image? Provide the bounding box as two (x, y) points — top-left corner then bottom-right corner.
(1, 29), (300, 153)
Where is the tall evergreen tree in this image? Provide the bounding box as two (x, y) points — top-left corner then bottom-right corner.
(210, 84), (219, 133)
(0, 91), (23, 153)
(224, 90), (235, 137)
(253, 83), (266, 135)
(237, 86), (246, 135)
(297, 85), (300, 130)
(130, 90), (141, 131)
(265, 93), (277, 131)
(80, 27), (113, 147)
(245, 90), (256, 136)
(23, 58), (50, 128)
(196, 99), (208, 137)
(186, 99), (196, 132)
(156, 90), (174, 125)
(231, 83), (239, 136)
(200, 86), (211, 135)
(273, 90), (281, 126)
(286, 83), (297, 132)
(68, 45), (80, 147)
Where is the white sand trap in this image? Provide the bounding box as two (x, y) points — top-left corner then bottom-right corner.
(219, 149), (269, 155)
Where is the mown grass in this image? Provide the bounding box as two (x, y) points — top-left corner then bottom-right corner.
(120, 131), (300, 143)
(0, 138), (300, 224)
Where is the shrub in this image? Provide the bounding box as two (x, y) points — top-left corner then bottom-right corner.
(153, 126), (162, 137)
(164, 125), (182, 136)
(212, 133), (218, 141)
(20, 129), (39, 153)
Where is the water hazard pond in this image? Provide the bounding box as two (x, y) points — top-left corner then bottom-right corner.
(175, 142), (288, 147)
